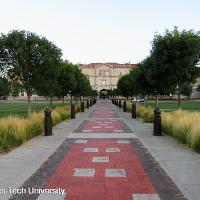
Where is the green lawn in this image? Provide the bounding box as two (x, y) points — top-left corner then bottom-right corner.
(143, 100), (200, 112)
(0, 101), (67, 118)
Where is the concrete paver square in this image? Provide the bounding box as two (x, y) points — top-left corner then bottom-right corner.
(132, 194), (161, 200)
(36, 193), (67, 200)
(105, 169), (126, 177)
(114, 130), (124, 132)
(117, 140), (130, 144)
(92, 157), (109, 162)
(74, 168), (95, 177)
(83, 148), (98, 152)
(82, 130), (92, 132)
(106, 147), (120, 152)
(75, 140), (88, 144)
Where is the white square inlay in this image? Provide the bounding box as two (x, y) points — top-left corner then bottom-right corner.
(117, 140), (130, 144)
(74, 168), (95, 177)
(106, 147), (120, 152)
(132, 194), (161, 200)
(92, 157), (109, 162)
(83, 148), (98, 152)
(82, 130), (92, 132)
(114, 130), (124, 132)
(105, 126), (113, 128)
(105, 169), (126, 177)
(93, 126), (101, 128)
(75, 140), (88, 144)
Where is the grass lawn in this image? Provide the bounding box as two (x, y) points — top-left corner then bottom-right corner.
(142, 100), (200, 112)
(0, 101), (68, 118)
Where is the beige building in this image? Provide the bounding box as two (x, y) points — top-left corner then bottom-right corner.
(78, 63), (136, 92)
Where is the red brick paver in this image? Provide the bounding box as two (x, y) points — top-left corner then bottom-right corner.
(45, 140), (156, 200)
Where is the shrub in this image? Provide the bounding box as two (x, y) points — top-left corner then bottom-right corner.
(0, 104), (79, 152)
(127, 102), (154, 122)
(128, 103), (200, 152)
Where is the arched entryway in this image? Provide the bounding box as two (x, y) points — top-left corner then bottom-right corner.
(99, 89), (108, 99)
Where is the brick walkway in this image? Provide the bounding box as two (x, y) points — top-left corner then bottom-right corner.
(10, 100), (187, 200)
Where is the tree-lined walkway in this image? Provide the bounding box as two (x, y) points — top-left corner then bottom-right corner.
(8, 100), (187, 200)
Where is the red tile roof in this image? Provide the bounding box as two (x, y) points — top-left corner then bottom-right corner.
(79, 63), (137, 69)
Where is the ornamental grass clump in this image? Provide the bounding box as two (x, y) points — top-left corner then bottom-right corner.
(128, 103), (200, 152)
(126, 102), (154, 122)
(0, 116), (28, 151)
(0, 104), (76, 152)
(162, 110), (200, 151)
(136, 105), (154, 122)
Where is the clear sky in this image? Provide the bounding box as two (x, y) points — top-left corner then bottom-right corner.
(0, 0), (199, 64)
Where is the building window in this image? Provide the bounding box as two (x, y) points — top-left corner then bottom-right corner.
(106, 70), (110, 76)
(102, 79), (106, 86)
(99, 70), (102, 76)
(103, 70), (106, 77)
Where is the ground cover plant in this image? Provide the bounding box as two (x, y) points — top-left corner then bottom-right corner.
(0, 103), (81, 152)
(127, 102), (200, 152)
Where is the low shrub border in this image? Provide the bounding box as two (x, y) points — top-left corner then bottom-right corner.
(0, 103), (81, 153)
(127, 102), (200, 152)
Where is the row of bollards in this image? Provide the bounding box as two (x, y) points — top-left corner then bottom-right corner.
(112, 98), (161, 136)
(44, 98), (97, 136)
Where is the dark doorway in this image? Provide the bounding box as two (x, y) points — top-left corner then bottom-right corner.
(99, 89), (108, 99)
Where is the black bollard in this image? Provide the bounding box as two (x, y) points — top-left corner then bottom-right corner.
(153, 107), (162, 136)
(44, 108), (52, 136)
(93, 98), (95, 105)
(119, 100), (121, 108)
(132, 103), (136, 119)
(123, 101), (127, 112)
(71, 103), (75, 119)
(116, 100), (119, 106)
(81, 101), (84, 112)
(112, 99), (114, 104)
(87, 100), (89, 109)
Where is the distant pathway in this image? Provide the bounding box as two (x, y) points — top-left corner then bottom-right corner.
(10, 100), (186, 200)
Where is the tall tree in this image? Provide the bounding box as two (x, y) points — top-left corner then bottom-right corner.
(11, 83), (21, 100)
(57, 61), (76, 103)
(151, 27), (200, 107)
(0, 30), (62, 116)
(117, 74), (132, 98)
(0, 77), (10, 98)
(74, 66), (91, 100)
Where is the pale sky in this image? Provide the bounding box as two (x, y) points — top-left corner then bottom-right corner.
(0, 0), (199, 64)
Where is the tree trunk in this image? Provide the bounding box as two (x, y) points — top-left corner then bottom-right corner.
(177, 85), (181, 108)
(62, 96), (64, 104)
(155, 95), (159, 107)
(27, 95), (32, 118)
(50, 96), (53, 108)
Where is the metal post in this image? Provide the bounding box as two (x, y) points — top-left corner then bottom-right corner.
(119, 100), (121, 108)
(44, 108), (52, 136)
(81, 101), (84, 112)
(153, 107), (162, 136)
(123, 100), (127, 112)
(132, 103), (136, 119)
(116, 100), (119, 106)
(71, 103), (75, 119)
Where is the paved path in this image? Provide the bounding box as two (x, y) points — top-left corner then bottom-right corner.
(6, 100), (188, 200)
